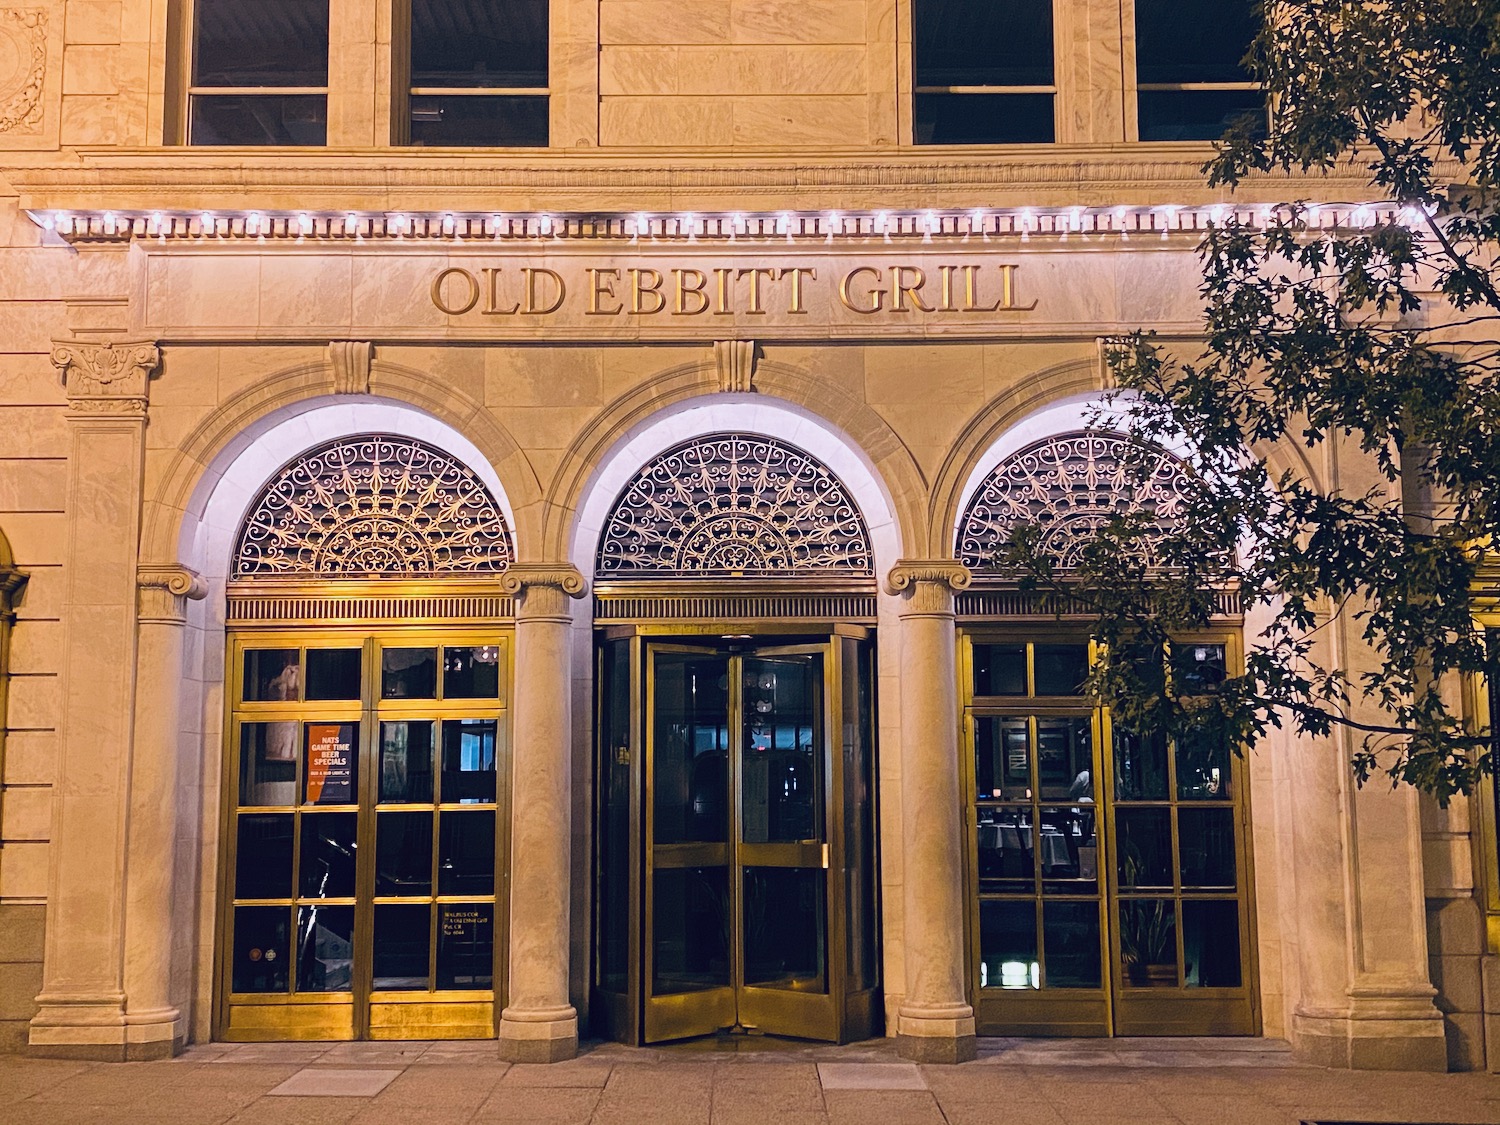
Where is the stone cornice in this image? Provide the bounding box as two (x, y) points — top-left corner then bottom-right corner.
(0, 145), (1423, 213)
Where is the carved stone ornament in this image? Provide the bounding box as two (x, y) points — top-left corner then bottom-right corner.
(885, 559), (972, 614)
(596, 432), (873, 578)
(50, 339), (160, 408)
(0, 8), (46, 136)
(137, 565), (208, 624)
(234, 434), (514, 577)
(328, 341), (372, 394)
(957, 431), (1194, 572)
(714, 340), (757, 393)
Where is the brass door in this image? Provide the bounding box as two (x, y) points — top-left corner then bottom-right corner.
(217, 629), (510, 1042)
(644, 642), (839, 1042)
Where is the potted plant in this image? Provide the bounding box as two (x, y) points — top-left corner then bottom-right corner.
(1119, 899), (1176, 986)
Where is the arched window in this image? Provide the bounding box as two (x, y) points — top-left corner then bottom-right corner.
(957, 430), (1194, 571)
(234, 434), (514, 577)
(596, 432), (874, 579)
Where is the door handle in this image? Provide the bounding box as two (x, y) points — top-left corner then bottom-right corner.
(822, 843), (830, 869)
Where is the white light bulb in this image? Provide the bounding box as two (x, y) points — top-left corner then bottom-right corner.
(56, 214), (72, 235)
(540, 214), (554, 234)
(874, 211), (889, 232)
(201, 212), (215, 232)
(247, 212), (261, 234)
(442, 214), (455, 234)
(344, 213), (357, 234)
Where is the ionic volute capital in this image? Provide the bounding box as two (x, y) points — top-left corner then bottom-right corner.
(885, 559), (972, 615)
(51, 339), (160, 409)
(501, 563), (588, 618)
(137, 564), (207, 624)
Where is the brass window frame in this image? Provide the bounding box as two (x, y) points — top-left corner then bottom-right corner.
(959, 625), (1261, 1037)
(215, 623), (514, 1042)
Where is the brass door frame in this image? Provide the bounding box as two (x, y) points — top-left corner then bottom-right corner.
(630, 634), (853, 1044)
(214, 624), (514, 1043)
(959, 628), (1260, 1038)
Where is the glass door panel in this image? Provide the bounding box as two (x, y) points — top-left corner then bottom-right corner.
(644, 648), (736, 1042)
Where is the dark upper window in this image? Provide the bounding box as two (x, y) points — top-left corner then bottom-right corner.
(913, 0), (1055, 145)
(189, 0), (329, 146)
(405, 0), (549, 147)
(1134, 0), (1265, 141)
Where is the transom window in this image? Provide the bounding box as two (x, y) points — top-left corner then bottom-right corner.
(189, 0), (329, 146)
(1132, 0), (1266, 141)
(404, 0), (549, 146)
(914, 0), (1056, 145)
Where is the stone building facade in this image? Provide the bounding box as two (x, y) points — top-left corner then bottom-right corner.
(0, 0), (1489, 1073)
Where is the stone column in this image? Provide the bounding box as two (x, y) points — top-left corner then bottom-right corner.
(29, 341), (158, 1059)
(886, 560), (976, 1063)
(119, 566), (206, 1060)
(497, 563), (588, 1062)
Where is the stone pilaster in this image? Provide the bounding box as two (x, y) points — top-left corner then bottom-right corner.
(496, 563), (588, 1062)
(30, 341), (158, 1059)
(120, 566), (205, 1060)
(885, 560), (977, 1063)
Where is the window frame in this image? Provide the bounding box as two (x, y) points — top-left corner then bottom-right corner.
(182, 0), (333, 147)
(909, 0), (1064, 147)
(394, 0), (551, 148)
(1120, 0), (1266, 144)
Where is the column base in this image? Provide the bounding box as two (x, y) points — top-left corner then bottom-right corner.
(28, 994), (137, 1062)
(896, 1004), (977, 1064)
(498, 1006), (579, 1063)
(1293, 997), (1448, 1071)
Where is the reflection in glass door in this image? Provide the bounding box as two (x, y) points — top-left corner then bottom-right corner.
(592, 633), (879, 1046)
(220, 631), (509, 1041)
(962, 635), (1255, 1037)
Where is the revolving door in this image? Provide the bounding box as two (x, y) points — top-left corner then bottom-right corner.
(592, 632), (880, 1044)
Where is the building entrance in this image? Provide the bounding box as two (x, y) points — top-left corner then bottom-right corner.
(592, 632), (880, 1045)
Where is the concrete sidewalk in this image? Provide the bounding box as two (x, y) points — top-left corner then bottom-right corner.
(2, 1037), (1498, 1125)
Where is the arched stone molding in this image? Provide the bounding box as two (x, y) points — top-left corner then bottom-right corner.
(139, 358), (543, 572)
(543, 357), (928, 566)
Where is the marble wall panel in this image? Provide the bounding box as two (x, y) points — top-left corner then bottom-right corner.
(599, 2), (730, 45)
(8, 672), (59, 730)
(0, 361), (64, 405)
(63, 0), (119, 44)
(2, 731), (55, 785)
(0, 459), (65, 512)
(730, 0), (867, 44)
(0, 300), (70, 353)
(1, 785), (49, 840)
(0, 512), (65, 565)
(0, 838), (47, 897)
(60, 42), (115, 94)
(58, 91), (118, 144)
(9, 618), (61, 672)
(600, 95), (721, 146)
(733, 96), (869, 145)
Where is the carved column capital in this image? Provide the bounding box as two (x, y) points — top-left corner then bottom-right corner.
(885, 559), (973, 614)
(51, 339), (160, 414)
(136, 565), (207, 625)
(327, 341), (372, 394)
(501, 563), (589, 619)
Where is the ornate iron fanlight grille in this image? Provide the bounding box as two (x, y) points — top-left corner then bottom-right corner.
(234, 434), (514, 577)
(596, 433), (874, 578)
(958, 430), (1194, 571)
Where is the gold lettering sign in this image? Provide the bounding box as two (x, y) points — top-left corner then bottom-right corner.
(431, 262), (1036, 319)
